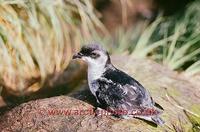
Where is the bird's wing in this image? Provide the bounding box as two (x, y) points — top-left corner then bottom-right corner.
(95, 76), (163, 117)
(104, 69), (153, 105)
(96, 69), (162, 110)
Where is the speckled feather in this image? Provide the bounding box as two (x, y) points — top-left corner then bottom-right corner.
(92, 64), (164, 125)
(94, 66), (155, 111)
(73, 43), (164, 125)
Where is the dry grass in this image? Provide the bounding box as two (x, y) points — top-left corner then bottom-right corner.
(0, 0), (107, 95)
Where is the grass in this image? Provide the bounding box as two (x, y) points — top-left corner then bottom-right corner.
(93, 1), (200, 76)
(185, 61), (200, 76)
(0, 0), (199, 96)
(159, 2), (200, 73)
(0, 0), (107, 95)
(185, 105), (200, 132)
(0, 1), (199, 131)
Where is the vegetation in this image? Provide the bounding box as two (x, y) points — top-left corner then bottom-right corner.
(0, 0), (198, 95)
(0, 0), (106, 95)
(92, 1), (200, 76)
(0, 0), (199, 131)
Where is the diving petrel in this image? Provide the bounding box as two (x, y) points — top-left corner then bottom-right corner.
(73, 43), (164, 125)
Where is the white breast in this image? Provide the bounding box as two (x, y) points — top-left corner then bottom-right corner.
(83, 51), (108, 96)
(87, 65), (105, 96)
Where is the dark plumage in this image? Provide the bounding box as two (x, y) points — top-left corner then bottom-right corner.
(73, 43), (164, 126)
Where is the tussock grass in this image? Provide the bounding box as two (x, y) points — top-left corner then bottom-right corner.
(159, 1), (200, 75)
(0, 0), (199, 96)
(185, 61), (200, 76)
(95, 1), (200, 76)
(0, 0), (106, 95)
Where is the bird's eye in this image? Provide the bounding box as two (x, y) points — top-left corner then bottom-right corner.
(90, 52), (99, 58)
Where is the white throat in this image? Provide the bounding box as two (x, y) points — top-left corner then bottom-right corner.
(87, 62), (105, 82)
(82, 51), (109, 97)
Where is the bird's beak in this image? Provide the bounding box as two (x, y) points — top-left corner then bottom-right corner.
(72, 52), (83, 59)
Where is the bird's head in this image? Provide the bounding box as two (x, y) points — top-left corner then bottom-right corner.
(72, 43), (111, 68)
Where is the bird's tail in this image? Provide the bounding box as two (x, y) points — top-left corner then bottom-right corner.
(132, 107), (164, 126)
(151, 116), (165, 126)
(134, 115), (165, 126)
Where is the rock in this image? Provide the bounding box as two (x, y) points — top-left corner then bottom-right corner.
(0, 96), (152, 132)
(0, 56), (200, 131)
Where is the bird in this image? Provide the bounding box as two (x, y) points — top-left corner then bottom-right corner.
(72, 43), (164, 126)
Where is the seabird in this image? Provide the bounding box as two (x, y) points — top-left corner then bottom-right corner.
(73, 43), (164, 126)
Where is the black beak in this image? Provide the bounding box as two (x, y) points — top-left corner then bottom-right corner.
(72, 52), (83, 59)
